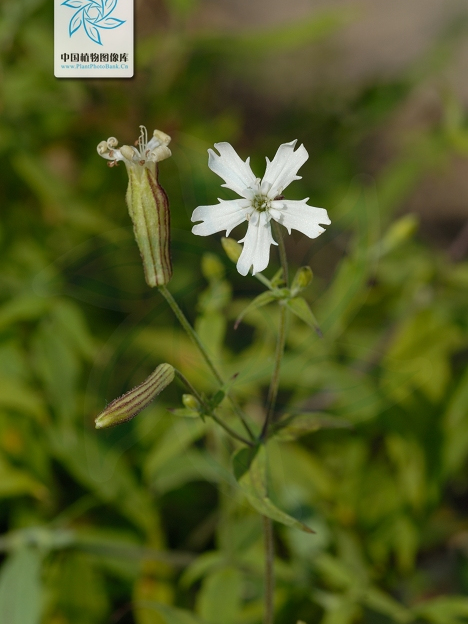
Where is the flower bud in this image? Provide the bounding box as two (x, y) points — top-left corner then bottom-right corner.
(291, 266), (313, 295)
(182, 394), (200, 411)
(221, 237), (242, 263)
(95, 363), (175, 429)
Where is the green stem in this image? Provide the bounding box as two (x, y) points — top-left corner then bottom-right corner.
(261, 223), (289, 441)
(174, 369), (255, 447)
(260, 304), (287, 441)
(272, 221), (289, 287)
(263, 515), (275, 624)
(159, 285), (255, 441)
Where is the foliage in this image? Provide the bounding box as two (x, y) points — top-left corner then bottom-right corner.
(2, 0), (468, 622)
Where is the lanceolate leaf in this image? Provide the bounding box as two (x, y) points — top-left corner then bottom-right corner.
(235, 445), (314, 533)
(273, 413), (352, 442)
(286, 297), (323, 336)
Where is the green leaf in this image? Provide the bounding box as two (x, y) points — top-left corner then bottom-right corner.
(363, 587), (412, 623)
(0, 547), (43, 624)
(236, 445), (314, 533)
(234, 291), (277, 329)
(413, 596), (468, 624)
(0, 454), (47, 500)
(0, 295), (50, 331)
(0, 376), (47, 423)
(273, 413), (352, 441)
(286, 297), (323, 336)
(232, 446), (259, 481)
(197, 567), (243, 624)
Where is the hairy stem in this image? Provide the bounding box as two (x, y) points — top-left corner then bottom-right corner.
(159, 285), (255, 441)
(263, 515), (275, 624)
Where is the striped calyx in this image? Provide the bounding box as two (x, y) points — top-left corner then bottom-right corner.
(126, 165), (173, 287)
(95, 363), (175, 429)
(97, 126), (173, 287)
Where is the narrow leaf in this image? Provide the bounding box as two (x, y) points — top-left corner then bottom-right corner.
(237, 446), (314, 533)
(232, 446), (259, 481)
(273, 413), (352, 441)
(0, 548), (43, 624)
(286, 297), (323, 336)
(95, 364), (175, 429)
(234, 291), (277, 329)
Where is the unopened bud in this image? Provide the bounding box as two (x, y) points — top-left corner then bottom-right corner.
(291, 266), (313, 295)
(95, 363), (175, 429)
(221, 237), (242, 263)
(182, 394), (200, 411)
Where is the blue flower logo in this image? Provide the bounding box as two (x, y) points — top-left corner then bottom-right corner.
(61, 0), (125, 46)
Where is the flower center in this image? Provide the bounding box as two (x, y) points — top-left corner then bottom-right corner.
(252, 194), (270, 213)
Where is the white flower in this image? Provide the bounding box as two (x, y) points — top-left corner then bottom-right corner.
(191, 141), (330, 276)
(97, 126), (171, 178)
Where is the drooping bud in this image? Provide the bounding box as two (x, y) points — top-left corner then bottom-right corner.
(291, 266), (313, 296)
(95, 363), (175, 429)
(97, 126), (173, 287)
(221, 237), (242, 263)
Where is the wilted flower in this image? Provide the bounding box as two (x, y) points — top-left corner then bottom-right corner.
(97, 126), (173, 287)
(191, 141), (330, 275)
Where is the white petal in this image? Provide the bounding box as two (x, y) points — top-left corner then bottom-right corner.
(236, 212), (277, 276)
(191, 199), (250, 237)
(270, 199), (330, 239)
(208, 143), (257, 197)
(261, 140), (309, 198)
(98, 147), (125, 162)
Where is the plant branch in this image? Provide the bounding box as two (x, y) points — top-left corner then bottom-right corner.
(174, 369), (254, 447)
(159, 285), (255, 441)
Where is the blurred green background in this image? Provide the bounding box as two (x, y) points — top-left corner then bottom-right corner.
(2, 0), (468, 622)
